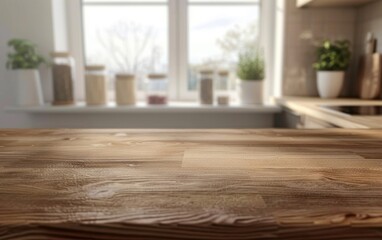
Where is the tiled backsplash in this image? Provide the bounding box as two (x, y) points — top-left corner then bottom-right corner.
(282, 0), (357, 97)
(354, 0), (382, 96)
(356, 1), (382, 55)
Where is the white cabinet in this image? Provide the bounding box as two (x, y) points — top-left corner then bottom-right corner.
(277, 109), (339, 129)
(299, 116), (338, 129)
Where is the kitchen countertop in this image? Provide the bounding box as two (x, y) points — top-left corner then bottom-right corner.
(1, 129), (382, 239)
(276, 97), (382, 129)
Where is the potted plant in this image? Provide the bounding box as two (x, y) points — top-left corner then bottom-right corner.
(313, 40), (351, 99)
(237, 48), (265, 105)
(6, 39), (45, 106)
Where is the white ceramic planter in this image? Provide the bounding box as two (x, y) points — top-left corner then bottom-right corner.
(15, 69), (44, 106)
(239, 80), (263, 105)
(317, 71), (345, 99)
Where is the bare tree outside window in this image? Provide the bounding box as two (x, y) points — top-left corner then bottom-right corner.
(94, 22), (163, 73)
(87, 22), (164, 90)
(189, 18), (260, 91)
(83, 4), (168, 94)
(216, 22), (259, 61)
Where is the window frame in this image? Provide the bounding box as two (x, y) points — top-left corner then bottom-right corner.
(68, 0), (273, 102)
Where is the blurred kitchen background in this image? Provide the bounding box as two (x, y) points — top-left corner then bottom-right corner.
(0, 0), (381, 129)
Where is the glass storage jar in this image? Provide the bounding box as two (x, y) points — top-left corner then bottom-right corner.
(51, 52), (75, 105)
(216, 70), (230, 106)
(146, 74), (168, 105)
(115, 74), (136, 106)
(85, 65), (108, 106)
(199, 70), (214, 105)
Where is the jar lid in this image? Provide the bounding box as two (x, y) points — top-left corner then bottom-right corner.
(199, 69), (214, 75)
(85, 65), (105, 71)
(51, 52), (71, 58)
(148, 73), (167, 80)
(116, 73), (135, 80)
(218, 70), (229, 76)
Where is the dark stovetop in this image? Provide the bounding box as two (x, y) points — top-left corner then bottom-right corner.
(321, 105), (382, 116)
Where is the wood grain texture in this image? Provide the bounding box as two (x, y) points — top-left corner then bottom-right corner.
(1, 129), (382, 239)
(85, 74), (107, 106)
(115, 76), (136, 106)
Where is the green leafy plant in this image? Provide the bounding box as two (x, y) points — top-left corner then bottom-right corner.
(6, 39), (45, 70)
(237, 48), (265, 81)
(313, 40), (351, 71)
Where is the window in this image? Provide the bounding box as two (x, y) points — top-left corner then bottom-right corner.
(82, 0), (261, 101)
(186, 0), (260, 98)
(82, 0), (168, 98)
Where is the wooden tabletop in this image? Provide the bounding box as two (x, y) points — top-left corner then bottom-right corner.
(1, 129), (382, 239)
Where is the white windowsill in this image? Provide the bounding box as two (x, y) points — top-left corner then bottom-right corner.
(6, 102), (281, 114)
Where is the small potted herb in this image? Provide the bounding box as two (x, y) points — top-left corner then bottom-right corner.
(313, 40), (351, 99)
(237, 48), (265, 105)
(6, 39), (45, 106)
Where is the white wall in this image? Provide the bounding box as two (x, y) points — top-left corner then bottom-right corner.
(11, 113), (275, 129)
(0, 0), (55, 127)
(52, 0), (69, 52)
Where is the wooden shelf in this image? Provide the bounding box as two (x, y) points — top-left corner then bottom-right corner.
(297, 0), (376, 8)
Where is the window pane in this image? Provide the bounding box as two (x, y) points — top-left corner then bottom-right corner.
(82, 3), (168, 92)
(189, 0), (258, 3)
(84, 0), (166, 3)
(188, 4), (260, 91)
